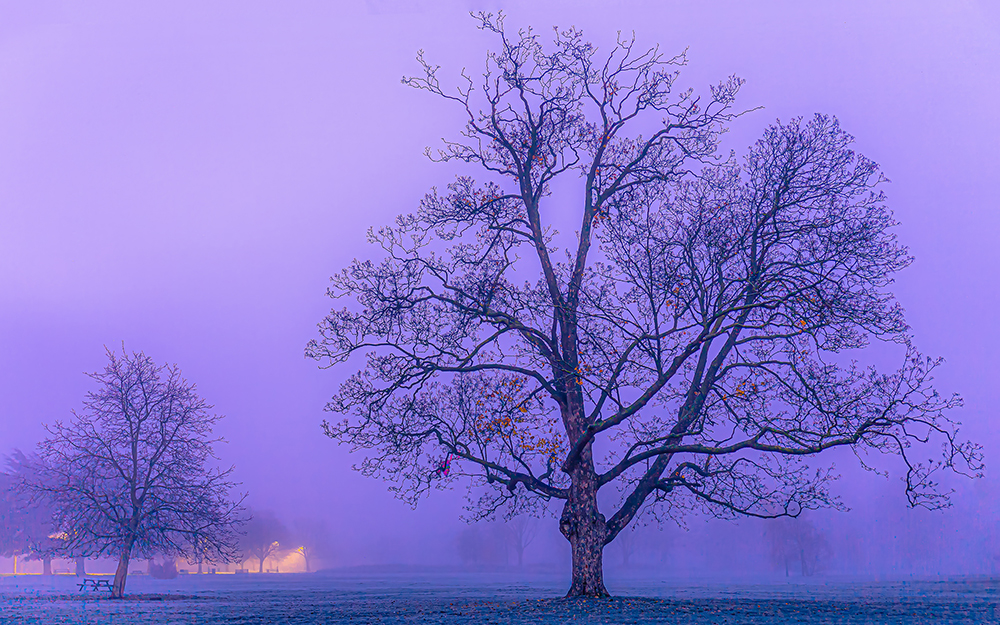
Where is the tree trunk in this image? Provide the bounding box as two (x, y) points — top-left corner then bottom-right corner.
(43, 557), (52, 575)
(258, 555), (265, 574)
(75, 557), (86, 576)
(12, 554), (17, 575)
(560, 454), (609, 597)
(111, 541), (134, 599)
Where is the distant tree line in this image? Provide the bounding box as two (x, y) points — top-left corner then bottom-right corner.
(237, 510), (334, 574)
(0, 452), (58, 574)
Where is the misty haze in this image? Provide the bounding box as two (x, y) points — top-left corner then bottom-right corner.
(2, 2), (999, 624)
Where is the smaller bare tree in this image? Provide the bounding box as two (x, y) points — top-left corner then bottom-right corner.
(0, 469), (26, 573)
(291, 518), (334, 572)
(765, 516), (831, 577)
(148, 558), (178, 579)
(457, 523), (509, 566)
(613, 526), (640, 568)
(24, 348), (245, 597)
(1, 452), (59, 575)
(241, 510), (288, 573)
(504, 515), (538, 568)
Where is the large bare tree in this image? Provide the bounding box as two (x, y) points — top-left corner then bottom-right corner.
(308, 14), (982, 596)
(25, 348), (244, 598)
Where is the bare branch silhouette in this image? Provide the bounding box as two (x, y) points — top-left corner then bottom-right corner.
(309, 13), (982, 597)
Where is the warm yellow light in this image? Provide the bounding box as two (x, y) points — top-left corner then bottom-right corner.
(272, 549), (308, 573)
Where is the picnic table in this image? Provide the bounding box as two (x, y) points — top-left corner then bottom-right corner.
(78, 578), (113, 592)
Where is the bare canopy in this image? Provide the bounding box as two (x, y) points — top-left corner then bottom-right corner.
(25, 348), (244, 598)
(308, 13), (982, 597)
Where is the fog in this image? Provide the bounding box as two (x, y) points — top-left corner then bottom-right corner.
(1, 1), (998, 584)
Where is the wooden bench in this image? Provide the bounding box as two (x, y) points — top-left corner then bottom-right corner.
(78, 578), (113, 592)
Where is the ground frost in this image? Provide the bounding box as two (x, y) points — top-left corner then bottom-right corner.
(1, 569), (997, 624)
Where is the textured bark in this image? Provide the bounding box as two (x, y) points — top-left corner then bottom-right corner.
(560, 498), (608, 595)
(559, 444), (609, 597)
(111, 541), (133, 599)
(75, 557), (85, 576)
(43, 557), (52, 575)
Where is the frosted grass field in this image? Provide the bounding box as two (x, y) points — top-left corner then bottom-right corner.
(1, 568), (998, 624)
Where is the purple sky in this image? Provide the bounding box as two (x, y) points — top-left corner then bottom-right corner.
(1, 1), (998, 572)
